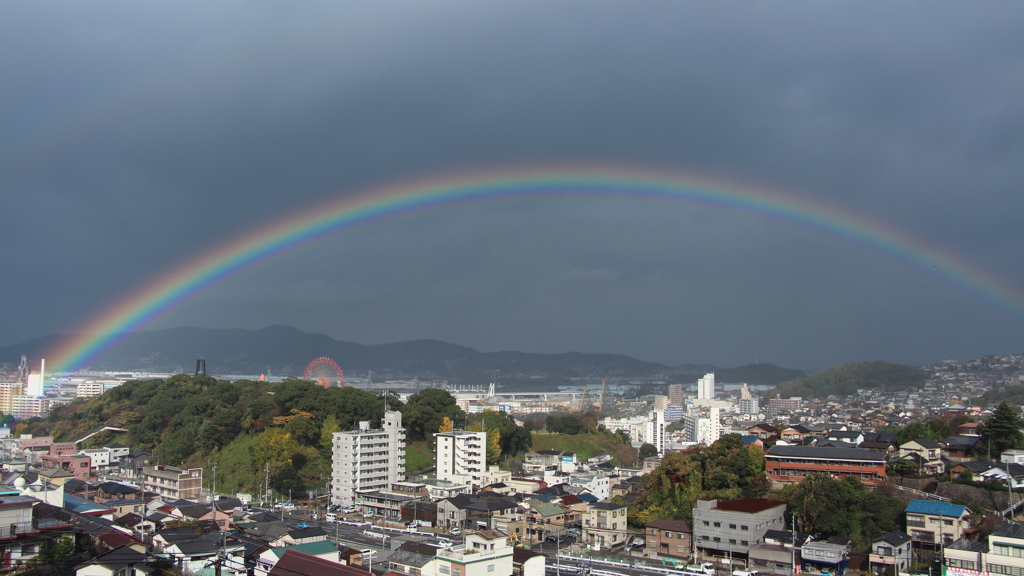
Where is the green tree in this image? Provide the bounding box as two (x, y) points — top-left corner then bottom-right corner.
(981, 401), (1024, 457)
(639, 443), (659, 459)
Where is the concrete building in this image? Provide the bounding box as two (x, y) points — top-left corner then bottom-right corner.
(643, 410), (666, 455)
(767, 394), (802, 416)
(668, 384), (684, 406)
(684, 408), (721, 445)
(945, 523), (1024, 576)
(698, 373), (715, 400)
(142, 465), (203, 500)
(10, 396), (49, 419)
(738, 397), (759, 416)
(692, 498), (787, 562)
(0, 383), (23, 414)
(435, 430), (487, 484)
(654, 396), (670, 411)
(870, 532), (913, 576)
(331, 410), (406, 507)
(568, 473), (610, 501)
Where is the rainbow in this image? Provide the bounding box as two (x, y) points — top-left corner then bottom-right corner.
(47, 166), (1024, 372)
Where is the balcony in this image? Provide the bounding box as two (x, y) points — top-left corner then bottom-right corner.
(0, 521), (37, 539)
(906, 519), (927, 528)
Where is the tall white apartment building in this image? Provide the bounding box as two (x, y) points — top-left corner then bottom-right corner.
(684, 407), (721, 445)
(643, 410), (666, 455)
(435, 430), (486, 484)
(331, 410), (406, 507)
(697, 373), (715, 400)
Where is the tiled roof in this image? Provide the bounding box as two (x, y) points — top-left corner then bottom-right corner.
(905, 499), (968, 518)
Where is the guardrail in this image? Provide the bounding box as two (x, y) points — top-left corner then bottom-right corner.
(895, 485), (949, 502)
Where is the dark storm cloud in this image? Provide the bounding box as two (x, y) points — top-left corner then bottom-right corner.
(1, 1), (1023, 370)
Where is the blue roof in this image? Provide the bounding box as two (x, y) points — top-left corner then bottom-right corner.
(577, 493), (599, 502)
(905, 499), (967, 518)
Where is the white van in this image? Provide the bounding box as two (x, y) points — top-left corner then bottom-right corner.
(326, 513), (337, 523)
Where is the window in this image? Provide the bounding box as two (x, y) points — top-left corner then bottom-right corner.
(729, 539), (736, 545)
(713, 537), (720, 543)
(487, 565), (495, 572)
(729, 524), (736, 530)
(665, 532), (673, 538)
(714, 522), (721, 527)
(947, 560), (976, 571)
(741, 525), (749, 531)
(703, 521), (710, 526)
(440, 567), (451, 575)
(988, 565), (1024, 576)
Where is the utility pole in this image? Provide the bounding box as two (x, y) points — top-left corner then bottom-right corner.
(265, 462), (270, 507)
(791, 510), (797, 576)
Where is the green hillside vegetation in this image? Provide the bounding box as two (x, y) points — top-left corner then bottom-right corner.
(973, 386), (1024, 407)
(405, 441), (435, 473)
(20, 375), (488, 497)
(764, 361), (926, 400)
(527, 431), (638, 466)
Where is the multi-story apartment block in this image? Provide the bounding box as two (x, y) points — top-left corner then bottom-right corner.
(738, 397), (759, 416)
(767, 394), (802, 416)
(764, 446), (887, 488)
(436, 430), (487, 484)
(10, 396), (49, 420)
(654, 396), (670, 411)
(684, 408), (721, 445)
(697, 373), (715, 400)
(692, 498), (787, 561)
(644, 411), (666, 455)
(331, 410), (406, 507)
(142, 465), (203, 500)
(668, 384), (684, 406)
(0, 383), (23, 414)
(905, 500), (970, 547)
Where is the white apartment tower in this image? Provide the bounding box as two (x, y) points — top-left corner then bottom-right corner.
(331, 410), (406, 507)
(643, 410), (666, 455)
(435, 430), (487, 484)
(697, 373), (715, 400)
(684, 407), (721, 445)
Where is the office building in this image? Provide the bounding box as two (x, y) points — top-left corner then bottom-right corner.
(331, 410), (406, 507)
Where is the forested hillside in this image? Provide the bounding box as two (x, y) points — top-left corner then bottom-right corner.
(764, 361), (926, 400)
(21, 376), (470, 497)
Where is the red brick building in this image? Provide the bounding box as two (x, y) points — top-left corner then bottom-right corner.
(764, 445), (886, 487)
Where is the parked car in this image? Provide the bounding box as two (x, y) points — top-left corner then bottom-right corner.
(450, 527), (461, 536)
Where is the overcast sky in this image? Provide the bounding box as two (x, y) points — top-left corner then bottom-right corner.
(3, 2), (1023, 371)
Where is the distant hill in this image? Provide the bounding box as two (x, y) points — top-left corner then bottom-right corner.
(0, 325), (673, 379)
(668, 363), (806, 387)
(763, 360), (927, 400)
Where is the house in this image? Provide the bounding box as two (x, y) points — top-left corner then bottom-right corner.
(764, 445), (887, 487)
(388, 540), (439, 576)
(436, 494), (518, 532)
(692, 498), (787, 563)
(512, 547), (546, 576)
(141, 465), (202, 500)
(73, 545), (167, 576)
(269, 549), (367, 576)
(827, 430), (864, 446)
(256, 540), (342, 576)
(780, 425), (813, 443)
(642, 457), (662, 474)
(905, 500), (971, 547)
(514, 499), (568, 545)
(898, 438), (944, 474)
(979, 463), (1024, 489)
(869, 532), (912, 576)
(582, 502), (629, 550)
(747, 423), (778, 440)
(434, 529), (514, 576)
(941, 436), (982, 461)
(645, 519), (692, 559)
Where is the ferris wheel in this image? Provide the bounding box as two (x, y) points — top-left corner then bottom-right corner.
(303, 357), (345, 388)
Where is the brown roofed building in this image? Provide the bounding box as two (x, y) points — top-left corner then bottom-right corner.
(645, 519), (692, 559)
